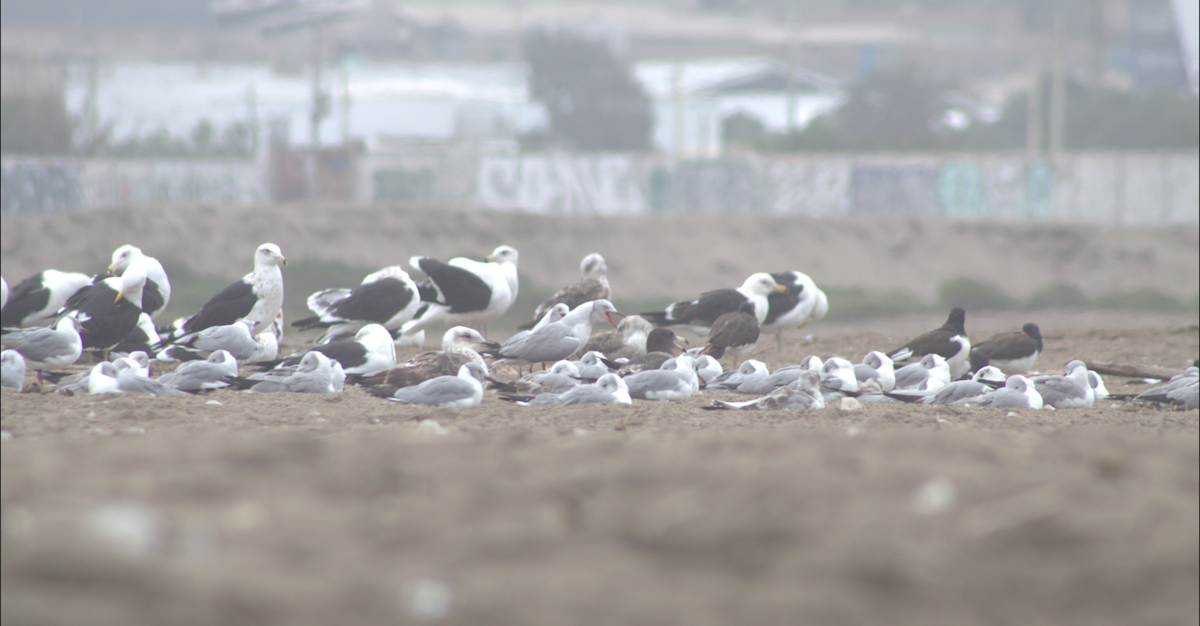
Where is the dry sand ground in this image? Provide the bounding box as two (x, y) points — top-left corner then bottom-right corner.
(2, 309), (1197, 626)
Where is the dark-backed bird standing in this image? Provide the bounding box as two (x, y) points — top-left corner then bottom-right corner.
(399, 245), (519, 342)
(887, 307), (972, 380)
(292, 265), (421, 345)
(760, 270), (828, 350)
(701, 301), (761, 363)
(518, 252), (611, 330)
(57, 259), (150, 353)
(970, 322), (1043, 375)
(159, 243), (286, 346)
(640, 272), (786, 334)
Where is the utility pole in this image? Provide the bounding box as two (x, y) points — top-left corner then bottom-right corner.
(1026, 57), (1042, 156)
(1049, 6), (1066, 157)
(308, 23), (326, 200)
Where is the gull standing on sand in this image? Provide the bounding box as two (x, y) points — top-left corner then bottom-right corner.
(160, 243), (286, 345)
(292, 265), (422, 345)
(760, 271), (829, 350)
(57, 258), (150, 353)
(400, 245), (520, 341)
(641, 272), (787, 334)
(888, 307), (972, 380)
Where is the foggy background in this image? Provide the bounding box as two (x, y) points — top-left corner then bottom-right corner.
(1, 0), (1197, 221)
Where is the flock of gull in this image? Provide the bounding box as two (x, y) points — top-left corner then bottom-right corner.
(1, 242), (1196, 412)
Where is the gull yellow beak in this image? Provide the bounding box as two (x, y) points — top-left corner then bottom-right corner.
(279, 255), (287, 266)
(107, 263), (120, 274)
(773, 284), (788, 293)
(114, 290), (126, 304)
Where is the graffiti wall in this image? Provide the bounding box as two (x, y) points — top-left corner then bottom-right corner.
(1, 159), (82, 216)
(1, 158), (265, 215)
(475, 155), (646, 214)
(4, 152), (1196, 225)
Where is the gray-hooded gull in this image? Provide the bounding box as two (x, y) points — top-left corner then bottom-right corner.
(504, 372), (632, 407)
(245, 351), (337, 394)
(1, 316), (83, 372)
(624, 355), (700, 402)
(370, 361), (492, 408)
(158, 350), (240, 392)
(703, 370), (825, 411)
(489, 299), (621, 371)
(953, 375), (1043, 409)
(893, 353), (952, 391)
(704, 359), (770, 392)
(854, 351), (895, 393)
(158, 319), (258, 362)
(87, 361), (189, 396)
(1032, 360), (1094, 409)
(1132, 367), (1198, 408)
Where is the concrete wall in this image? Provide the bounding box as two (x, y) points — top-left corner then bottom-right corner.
(4, 151), (1197, 225)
